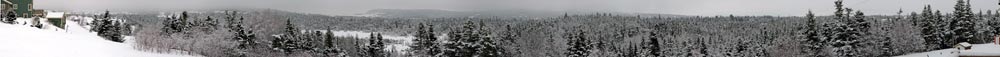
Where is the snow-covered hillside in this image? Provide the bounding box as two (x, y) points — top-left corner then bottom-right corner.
(0, 18), (199, 57)
(896, 43), (1000, 57)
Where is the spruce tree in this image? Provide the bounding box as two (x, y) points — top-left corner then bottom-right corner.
(411, 23), (439, 56)
(828, 0), (869, 56)
(991, 4), (1000, 43)
(273, 18), (301, 53)
(801, 10), (825, 57)
(225, 11), (241, 32)
(367, 33), (385, 57)
(161, 11), (190, 34)
(918, 5), (946, 49)
(643, 32), (661, 57)
(476, 21), (502, 57)
(698, 36), (708, 57)
(202, 16), (216, 31)
(565, 29), (589, 57)
(271, 36), (290, 53)
(230, 17), (255, 56)
(834, 0), (845, 18)
(325, 27), (335, 48)
(178, 11), (190, 32)
(499, 24), (519, 56)
(318, 27), (344, 56)
(91, 10), (123, 43)
(442, 21), (503, 57)
(952, 0), (976, 44)
(929, 5), (946, 50)
(829, 0), (849, 56)
(161, 14), (175, 34)
(285, 19), (298, 36)
(93, 10), (110, 32)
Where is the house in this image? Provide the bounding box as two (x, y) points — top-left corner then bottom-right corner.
(31, 9), (42, 17)
(0, 0), (30, 17)
(44, 11), (63, 28)
(1, 0), (13, 17)
(0, 0), (13, 14)
(12, 0), (30, 17)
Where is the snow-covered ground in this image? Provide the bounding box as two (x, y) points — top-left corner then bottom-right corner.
(896, 43), (1000, 57)
(303, 30), (415, 54)
(0, 17), (199, 57)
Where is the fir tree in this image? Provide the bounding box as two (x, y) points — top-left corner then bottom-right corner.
(161, 11), (192, 34)
(643, 32), (661, 57)
(229, 15), (255, 56)
(411, 23), (439, 56)
(697, 36), (708, 57)
(917, 5), (948, 49)
(325, 27), (335, 48)
(367, 33), (386, 57)
(225, 11), (241, 32)
(317, 27), (344, 56)
(273, 18), (302, 54)
(801, 10), (825, 57)
(179, 11), (190, 32)
(201, 16), (217, 32)
(92, 10), (124, 43)
(499, 24), (520, 56)
(565, 29), (589, 57)
(442, 21), (504, 57)
(827, 0), (870, 56)
(285, 19), (298, 36)
(952, 0), (976, 44)
(933, 10), (949, 49)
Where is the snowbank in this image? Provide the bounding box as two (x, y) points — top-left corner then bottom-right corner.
(0, 17), (198, 57)
(895, 43), (1000, 57)
(957, 43), (1000, 56)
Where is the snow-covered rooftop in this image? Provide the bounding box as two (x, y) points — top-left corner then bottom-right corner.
(896, 43), (1000, 57)
(45, 12), (65, 18)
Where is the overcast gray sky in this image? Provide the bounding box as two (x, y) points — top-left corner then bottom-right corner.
(35, 0), (1000, 16)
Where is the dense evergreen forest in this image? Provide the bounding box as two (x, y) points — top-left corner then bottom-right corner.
(67, 0), (999, 57)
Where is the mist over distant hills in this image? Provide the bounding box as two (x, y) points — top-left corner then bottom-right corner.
(363, 9), (689, 18)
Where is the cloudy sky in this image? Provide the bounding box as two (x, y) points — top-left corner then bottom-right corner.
(35, 0), (1000, 16)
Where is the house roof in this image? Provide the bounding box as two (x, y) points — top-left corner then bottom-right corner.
(44, 12), (63, 18)
(1, 0), (12, 5)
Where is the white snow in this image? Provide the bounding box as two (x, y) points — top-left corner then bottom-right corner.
(0, 17), (199, 57)
(303, 30), (415, 54)
(896, 43), (1000, 57)
(956, 43), (1000, 56)
(45, 12), (66, 18)
(895, 48), (959, 57)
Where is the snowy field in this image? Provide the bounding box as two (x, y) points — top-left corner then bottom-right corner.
(896, 43), (1000, 57)
(0, 18), (199, 57)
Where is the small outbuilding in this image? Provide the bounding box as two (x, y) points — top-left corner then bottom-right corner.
(43, 11), (63, 28)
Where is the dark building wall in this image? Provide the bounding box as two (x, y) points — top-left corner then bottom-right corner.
(11, 0), (30, 17)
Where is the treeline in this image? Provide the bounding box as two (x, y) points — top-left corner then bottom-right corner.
(126, 10), (869, 57)
(132, 10), (405, 57)
(912, 0), (1000, 49)
(800, 0), (999, 57)
(799, 0), (878, 56)
(113, 0), (1000, 57)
